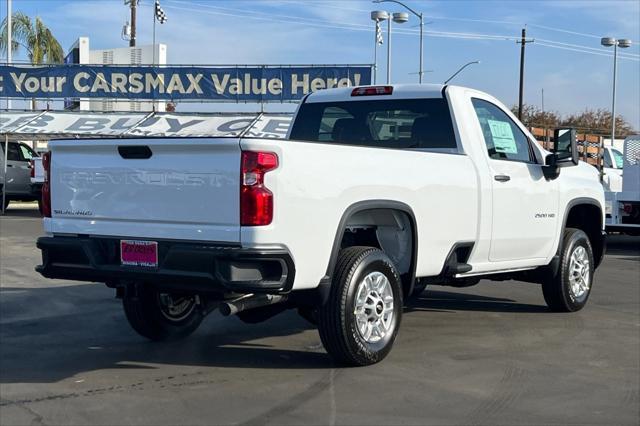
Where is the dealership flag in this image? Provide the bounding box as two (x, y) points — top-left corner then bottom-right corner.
(155, 0), (167, 24)
(376, 20), (383, 45)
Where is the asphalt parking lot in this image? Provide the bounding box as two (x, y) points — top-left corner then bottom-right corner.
(1, 203), (639, 426)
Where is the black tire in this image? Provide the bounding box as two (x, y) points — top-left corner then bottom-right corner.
(542, 228), (594, 312)
(122, 284), (205, 341)
(317, 246), (403, 366)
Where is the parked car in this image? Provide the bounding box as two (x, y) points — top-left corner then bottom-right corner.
(0, 141), (40, 210)
(35, 84), (605, 365)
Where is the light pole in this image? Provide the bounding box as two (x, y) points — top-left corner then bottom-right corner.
(374, 0), (424, 83)
(601, 37), (632, 145)
(371, 11), (389, 85)
(444, 61), (480, 84)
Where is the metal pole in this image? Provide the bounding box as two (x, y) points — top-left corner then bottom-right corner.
(419, 14), (423, 83)
(2, 134), (8, 214)
(373, 20), (378, 84)
(153, 12), (156, 65)
(2, 0), (11, 213)
(7, 0), (11, 110)
(386, 18), (391, 84)
(129, 0), (137, 47)
(518, 28), (526, 121)
(611, 42), (618, 145)
(152, 9), (158, 112)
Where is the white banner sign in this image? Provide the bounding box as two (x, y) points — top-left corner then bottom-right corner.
(0, 111), (293, 139)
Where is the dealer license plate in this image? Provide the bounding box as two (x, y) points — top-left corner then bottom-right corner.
(120, 240), (158, 267)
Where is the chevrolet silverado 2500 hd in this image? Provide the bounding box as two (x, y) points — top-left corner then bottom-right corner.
(36, 84), (605, 366)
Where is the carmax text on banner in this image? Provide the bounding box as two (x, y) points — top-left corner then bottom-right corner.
(0, 65), (372, 102)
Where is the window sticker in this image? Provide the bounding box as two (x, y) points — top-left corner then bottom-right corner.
(487, 119), (517, 154)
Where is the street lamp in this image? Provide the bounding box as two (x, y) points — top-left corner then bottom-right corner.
(370, 10), (389, 85)
(374, 0), (424, 83)
(444, 61), (480, 84)
(601, 37), (632, 144)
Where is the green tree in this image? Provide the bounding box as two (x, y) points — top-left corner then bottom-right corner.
(1, 12), (64, 108)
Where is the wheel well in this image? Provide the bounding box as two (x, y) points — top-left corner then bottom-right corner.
(565, 203), (604, 265)
(339, 208), (416, 294)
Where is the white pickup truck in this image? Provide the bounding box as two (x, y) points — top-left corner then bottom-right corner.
(36, 84), (605, 365)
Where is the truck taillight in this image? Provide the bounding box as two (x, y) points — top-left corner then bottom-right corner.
(30, 160), (35, 178)
(240, 151), (278, 226)
(41, 151), (51, 218)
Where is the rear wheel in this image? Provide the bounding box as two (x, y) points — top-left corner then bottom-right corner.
(317, 246), (402, 366)
(122, 285), (205, 341)
(542, 228), (594, 312)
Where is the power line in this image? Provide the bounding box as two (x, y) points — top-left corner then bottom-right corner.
(536, 42), (639, 61)
(526, 23), (602, 40)
(537, 38), (640, 58)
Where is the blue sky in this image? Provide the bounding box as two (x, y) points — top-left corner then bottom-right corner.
(1, 0), (639, 130)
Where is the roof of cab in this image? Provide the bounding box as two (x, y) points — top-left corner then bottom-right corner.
(304, 83), (447, 103)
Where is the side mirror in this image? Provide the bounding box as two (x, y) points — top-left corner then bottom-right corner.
(552, 128), (579, 166)
(543, 128), (579, 180)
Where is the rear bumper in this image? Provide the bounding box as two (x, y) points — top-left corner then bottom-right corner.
(36, 236), (295, 294)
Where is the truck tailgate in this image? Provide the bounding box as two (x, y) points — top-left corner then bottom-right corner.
(47, 138), (241, 242)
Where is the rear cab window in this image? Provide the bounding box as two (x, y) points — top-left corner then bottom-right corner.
(289, 98), (459, 152)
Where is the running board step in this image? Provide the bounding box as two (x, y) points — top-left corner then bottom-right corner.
(448, 263), (472, 274)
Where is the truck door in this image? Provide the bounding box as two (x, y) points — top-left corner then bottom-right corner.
(471, 98), (559, 262)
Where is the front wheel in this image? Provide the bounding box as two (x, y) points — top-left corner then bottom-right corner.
(317, 246), (403, 366)
(122, 285), (205, 341)
(542, 228), (594, 312)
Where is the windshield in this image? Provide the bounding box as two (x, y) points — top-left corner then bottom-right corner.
(612, 148), (624, 169)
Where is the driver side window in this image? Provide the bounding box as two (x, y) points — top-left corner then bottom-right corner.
(472, 98), (534, 163)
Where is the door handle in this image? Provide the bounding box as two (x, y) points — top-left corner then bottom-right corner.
(494, 175), (511, 182)
(6, 164), (14, 168)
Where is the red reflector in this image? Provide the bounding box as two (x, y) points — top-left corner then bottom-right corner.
(41, 151), (52, 218)
(351, 86), (393, 96)
(240, 151), (278, 226)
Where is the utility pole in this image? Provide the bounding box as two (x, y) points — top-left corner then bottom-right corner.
(126, 0), (138, 47)
(516, 28), (534, 121)
(7, 0), (11, 110)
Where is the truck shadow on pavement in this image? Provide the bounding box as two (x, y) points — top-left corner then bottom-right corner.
(0, 284), (330, 384)
(406, 289), (549, 313)
(0, 284), (552, 384)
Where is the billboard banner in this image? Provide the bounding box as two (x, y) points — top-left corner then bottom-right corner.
(0, 111), (293, 139)
(0, 65), (371, 102)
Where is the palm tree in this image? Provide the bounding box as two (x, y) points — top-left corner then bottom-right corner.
(1, 12), (64, 108)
